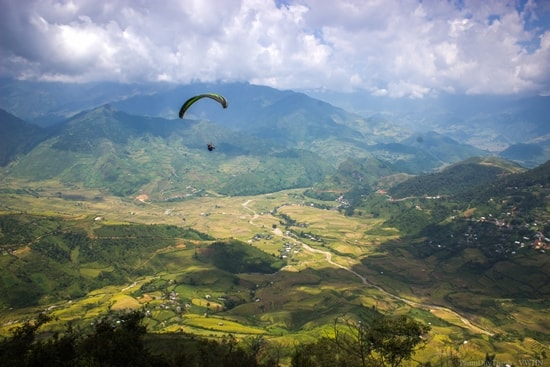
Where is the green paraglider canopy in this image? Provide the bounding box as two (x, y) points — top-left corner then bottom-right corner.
(178, 93), (228, 119)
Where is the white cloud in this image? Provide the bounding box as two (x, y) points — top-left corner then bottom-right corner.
(0, 0), (549, 96)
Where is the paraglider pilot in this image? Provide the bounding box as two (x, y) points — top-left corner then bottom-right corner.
(178, 93), (226, 153)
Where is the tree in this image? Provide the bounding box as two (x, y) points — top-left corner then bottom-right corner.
(75, 310), (155, 367)
(292, 337), (354, 367)
(0, 313), (52, 367)
(366, 315), (430, 367)
(332, 314), (430, 367)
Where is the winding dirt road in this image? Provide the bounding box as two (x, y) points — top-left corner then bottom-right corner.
(301, 242), (493, 335)
(242, 199), (494, 336)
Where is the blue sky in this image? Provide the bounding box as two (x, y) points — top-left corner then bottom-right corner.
(1, 0), (549, 97)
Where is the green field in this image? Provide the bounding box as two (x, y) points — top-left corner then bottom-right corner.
(0, 178), (548, 364)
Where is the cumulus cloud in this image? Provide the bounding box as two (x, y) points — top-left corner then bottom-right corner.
(1, 0), (549, 97)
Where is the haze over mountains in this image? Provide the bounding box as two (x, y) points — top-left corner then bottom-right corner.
(1, 81), (549, 197)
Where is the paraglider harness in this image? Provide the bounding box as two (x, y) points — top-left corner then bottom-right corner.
(207, 143), (216, 151)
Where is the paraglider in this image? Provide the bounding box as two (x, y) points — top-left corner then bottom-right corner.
(178, 93), (228, 119)
(178, 93), (227, 152)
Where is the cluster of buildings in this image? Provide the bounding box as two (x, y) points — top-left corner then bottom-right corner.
(278, 241), (300, 259)
(532, 231), (550, 252)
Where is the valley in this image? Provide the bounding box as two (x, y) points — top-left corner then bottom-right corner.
(1, 177), (548, 364)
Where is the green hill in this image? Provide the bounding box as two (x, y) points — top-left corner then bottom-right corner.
(0, 214), (217, 308)
(3, 105), (335, 197)
(0, 109), (49, 166)
(388, 156), (525, 198)
(355, 159), (550, 335)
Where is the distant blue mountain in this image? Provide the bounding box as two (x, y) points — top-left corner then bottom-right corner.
(1, 79), (546, 173)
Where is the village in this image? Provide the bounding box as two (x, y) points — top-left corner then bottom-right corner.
(249, 232), (302, 260)
(369, 189), (550, 258)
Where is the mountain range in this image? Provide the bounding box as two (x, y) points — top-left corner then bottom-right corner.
(1, 81), (549, 199)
